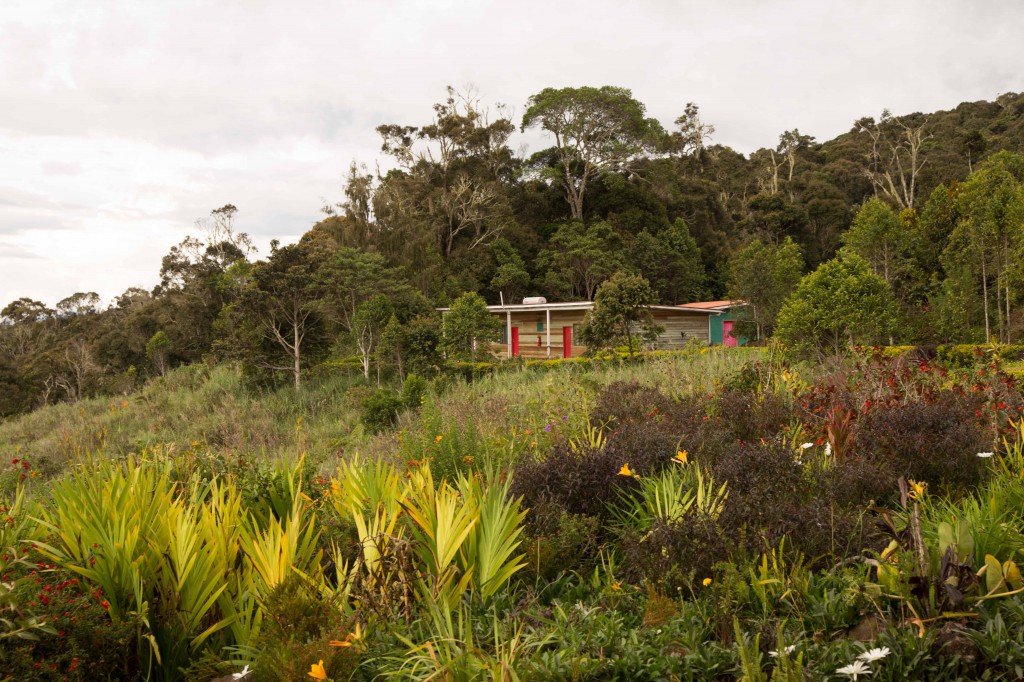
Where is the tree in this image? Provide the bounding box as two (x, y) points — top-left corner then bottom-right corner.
(489, 238), (531, 304)
(630, 219), (706, 304)
(145, 331), (172, 376)
(537, 221), (628, 300)
(854, 110), (932, 210)
(522, 86), (665, 219)
(841, 198), (915, 287)
(223, 234), (334, 389)
(775, 255), (900, 356)
(945, 151), (1024, 342)
(577, 272), (662, 357)
(352, 295), (394, 383)
(728, 237), (804, 340)
(442, 292), (500, 361)
(671, 102), (715, 160)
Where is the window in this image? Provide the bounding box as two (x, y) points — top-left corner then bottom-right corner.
(537, 321), (545, 332)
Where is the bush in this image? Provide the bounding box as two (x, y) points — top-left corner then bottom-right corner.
(853, 398), (988, 494)
(400, 373), (427, 410)
(590, 381), (674, 429)
(361, 389), (403, 433)
(619, 512), (731, 591)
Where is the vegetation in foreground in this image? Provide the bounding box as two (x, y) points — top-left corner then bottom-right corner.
(5, 346), (1024, 680)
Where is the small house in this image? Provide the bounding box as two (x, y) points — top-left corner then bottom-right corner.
(447, 298), (719, 359)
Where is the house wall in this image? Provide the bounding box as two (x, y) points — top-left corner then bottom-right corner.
(709, 308), (753, 346)
(490, 308), (710, 357)
(650, 310), (710, 348)
(491, 309), (590, 358)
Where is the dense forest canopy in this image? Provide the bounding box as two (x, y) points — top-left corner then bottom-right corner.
(3, 87), (1024, 416)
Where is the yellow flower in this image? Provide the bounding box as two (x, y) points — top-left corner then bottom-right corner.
(702, 577), (713, 587)
(618, 463), (635, 477)
(330, 623), (363, 648)
(463, 455), (475, 464)
(610, 581), (621, 591)
(673, 450), (688, 464)
(435, 435), (442, 443)
(908, 479), (927, 501)
(308, 660), (327, 680)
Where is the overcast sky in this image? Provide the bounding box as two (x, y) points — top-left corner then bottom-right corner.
(1, 0), (1022, 307)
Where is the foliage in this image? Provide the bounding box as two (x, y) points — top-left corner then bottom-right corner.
(577, 271), (663, 357)
(776, 254), (901, 356)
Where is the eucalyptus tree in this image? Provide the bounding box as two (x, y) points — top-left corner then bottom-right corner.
(522, 86), (665, 220)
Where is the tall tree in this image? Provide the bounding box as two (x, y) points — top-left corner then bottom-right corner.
(728, 237), (804, 340)
(522, 86), (665, 219)
(536, 221), (628, 300)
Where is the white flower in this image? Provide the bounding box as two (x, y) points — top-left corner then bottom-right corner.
(233, 666), (251, 680)
(836, 660), (872, 680)
(801, 442), (814, 450)
(977, 451), (995, 458)
(825, 442), (833, 457)
(769, 644), (798, 657)
(857, 647), (890, 663)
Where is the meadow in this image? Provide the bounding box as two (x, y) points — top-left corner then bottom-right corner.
(5, 345), (1024, 680)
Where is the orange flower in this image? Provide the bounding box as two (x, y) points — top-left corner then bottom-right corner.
(618, 463), (635, 477)
(330, 624), (363, 648)
(308, 660), (327, 680)
(673, 450), (688, 464)
(610, 581), (621, 591)
(435, 435), (443, 443)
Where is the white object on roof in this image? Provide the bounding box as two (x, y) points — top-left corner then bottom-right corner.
(522, 296), (548, 304)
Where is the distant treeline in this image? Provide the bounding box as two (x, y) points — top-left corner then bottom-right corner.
(3, 86), (1024, 415)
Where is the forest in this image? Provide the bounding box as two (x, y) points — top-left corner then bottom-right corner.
(3, 86), (1024, 416)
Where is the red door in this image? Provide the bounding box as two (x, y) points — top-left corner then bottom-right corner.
(562, 326), (572, 358)
(723, 320), (737, 347)
(511, 327), (519, 357)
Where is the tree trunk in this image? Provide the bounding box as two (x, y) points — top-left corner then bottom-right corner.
(982, 254), (990, 344)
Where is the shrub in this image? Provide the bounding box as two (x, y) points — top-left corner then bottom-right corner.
(619, 512), (731, 591)
(519, 505), (602, 581)
(853, 398), (988, 494)
(360, 389), (403, 433)
(715, 389), (794, 443)
(510, 443), (642, 520)
(590, 380), (674, 429)
(400, 373), (428, 410)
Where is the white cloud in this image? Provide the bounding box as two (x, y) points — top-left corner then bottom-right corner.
(1, 0), (1023, 305)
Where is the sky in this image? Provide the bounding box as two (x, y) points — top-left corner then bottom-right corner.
(1, 0), (1022, 307)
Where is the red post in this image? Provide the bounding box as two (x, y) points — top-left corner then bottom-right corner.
(511, 327), (519, 357)
(562, 326), (572, 358)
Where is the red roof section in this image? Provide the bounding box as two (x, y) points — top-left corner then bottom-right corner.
(677, 300), (743, 310)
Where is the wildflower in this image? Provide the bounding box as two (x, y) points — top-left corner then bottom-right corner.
(330, 623), (363, 648)
(836, 660), (872, 680)
(800, 442), (814, 450)
(825, 442), (833, 457)
(673, 450), (688, 464)
(857, 647), (890, 663)
(435, 435), (442, 443)
(463, 455), (475, 465)
(702, 577), (712, 587)
(308, 660), (328, 680)
(977, 451), (994, 458)
(610, 581), (621, 591)
(545, 424), (552, 432)
(618, 463), (636, 477)
(907, 479), (927, 501)
(232, 665), (252, 680)
(769, 644), (798, 657)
